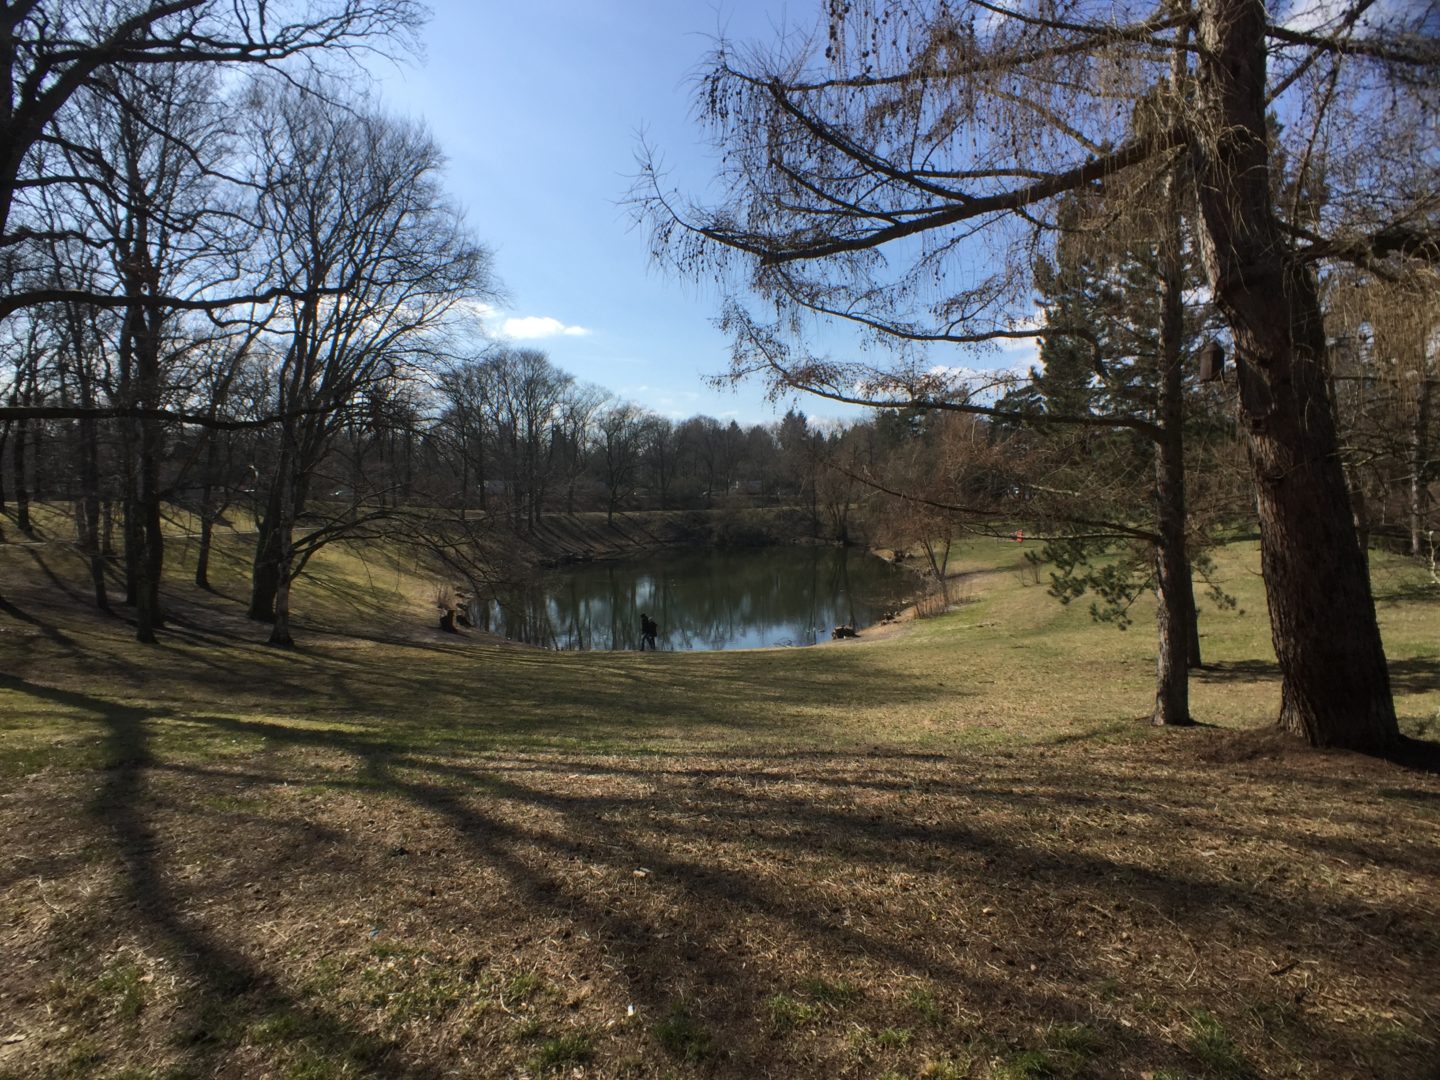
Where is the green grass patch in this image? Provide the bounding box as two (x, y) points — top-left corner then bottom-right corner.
(654, 1003), (714, 1062)
(1185, 1011), (1256, 1079)
(527, 1032), (594, 1073)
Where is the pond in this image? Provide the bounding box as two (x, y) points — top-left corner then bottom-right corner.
(478, 546), (923, 651)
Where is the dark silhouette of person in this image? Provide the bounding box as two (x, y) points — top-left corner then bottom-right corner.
(639, 613), (658, 651)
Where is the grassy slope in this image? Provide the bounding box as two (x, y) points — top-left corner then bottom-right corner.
(0, 512), (1437, 1079)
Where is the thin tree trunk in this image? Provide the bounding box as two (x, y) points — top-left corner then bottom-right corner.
(78, 417), (109, 612)
(1193, 0), (1396, 750)
(194, 432), (221, 591)
(1152, 254), (1192, 724)
(0, 420), (9, 512)
(1184, 561), (1202, 669)
(134, 411), (164, 642)
(13, 419), (31, 533)
(267, 454), (300, 647)
(122, 475), (140, 607)
(101, 498), (115, 556)
(1151, 71), (1193, 727)
(1412, 377), (1432, 558)
(196, 511), (214, 590)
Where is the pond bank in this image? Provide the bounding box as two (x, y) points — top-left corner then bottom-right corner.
(495, 507), (849, 568)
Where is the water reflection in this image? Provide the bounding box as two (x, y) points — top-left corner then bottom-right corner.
(481, 546), (921, 651)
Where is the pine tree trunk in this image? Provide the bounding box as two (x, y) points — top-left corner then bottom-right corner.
(1184, 563), (1203, 669)
(1152, 277), (1192, 725)
(1151, 96), (1193, 726)
(1193, 0), (1396, 750)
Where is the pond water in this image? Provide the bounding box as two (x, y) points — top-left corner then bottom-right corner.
(478, 546), (922, 651)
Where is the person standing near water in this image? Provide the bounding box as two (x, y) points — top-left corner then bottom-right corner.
(639, 613), (658, 651)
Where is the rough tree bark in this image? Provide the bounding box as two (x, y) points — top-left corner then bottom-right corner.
(1151, 113), (1194, 725)
(1192, 0), (1397, 749)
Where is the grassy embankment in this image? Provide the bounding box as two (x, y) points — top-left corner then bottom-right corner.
(1, 509), (1437, 1079)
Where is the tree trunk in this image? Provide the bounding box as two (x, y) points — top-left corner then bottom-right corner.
(249, 485), (282, 622)
(1184, 561), (1202, 669)
(101, 499), (115, 557)
(1152, 228), (1192, 725)
(0, 420), (9, 512)
(122, 481), (140, 607)
(1412, 377), (1432, 558)
(194, 432), (221, 591)
(196, 512), (214, 591)
(1193, 0), (1396, 750)
(13, 418), (31, 533)
(1151, 88), (1193, 726)
(78, 417), (109, 612)
(268, 544), (295, 647)
(134, 411), (165, 643)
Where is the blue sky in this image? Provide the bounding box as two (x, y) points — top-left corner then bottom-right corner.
(367, 1), (808, 424)
(370, 1), (1041, 426)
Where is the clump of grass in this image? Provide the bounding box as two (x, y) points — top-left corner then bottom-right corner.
(249, 1013), (307, 1045)
(1047, 1022), (1105, 1069)
(767, 993), (822, 1031)
(874, 1027), (914, 1049)
(50, 954), (149, 1023)
(916, 1054), (972, 1079)
(528, 1032), (594, 1073)
(767, 978), (861, 1033)
(358, 946), (476, 1024)
(801, 977), (862, 1007)
(992, 1048), (1056, 1079)
(1186, 1011), (1255, 1079)
(505, 971), (546, 1002)
(905, 985), (946, 1027)
(654, 1003), (713, 1062)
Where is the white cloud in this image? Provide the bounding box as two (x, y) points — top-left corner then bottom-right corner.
(501, 315), (591, 340)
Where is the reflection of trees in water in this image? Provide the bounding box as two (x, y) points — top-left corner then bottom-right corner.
(486, 548), (917, 651)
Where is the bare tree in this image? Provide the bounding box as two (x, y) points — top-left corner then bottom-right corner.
(593, 401), (650, 525)
(243, 84), (495, 646)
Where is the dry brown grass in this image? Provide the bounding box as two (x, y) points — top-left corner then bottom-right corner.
(1, 515), (1437, 1079)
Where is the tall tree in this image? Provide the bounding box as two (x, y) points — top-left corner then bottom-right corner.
(244, 85), (493, 645)
(1, 0), (425, 321)
(636, 0), (1439, 751)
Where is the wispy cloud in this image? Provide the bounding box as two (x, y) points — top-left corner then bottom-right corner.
(501, 315), (592, 340)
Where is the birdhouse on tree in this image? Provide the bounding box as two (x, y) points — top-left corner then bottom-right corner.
(1198, 339), (1225, 382)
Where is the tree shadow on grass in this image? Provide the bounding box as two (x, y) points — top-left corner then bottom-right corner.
(0, 674), (441, 1079)
(1196, 657), (1439, 697)
(4, 665), (1437, 1078)
(141, 708), (1440, 1074)
(0, 594), (76, 649)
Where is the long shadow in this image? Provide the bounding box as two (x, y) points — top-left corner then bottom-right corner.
(2, 674), (441, 1079)
(8, 663), (1435, 1076)
(0, 594), (77, 649)
(1196, 656), (1440, 698)
(175, 710), (1439, 1075)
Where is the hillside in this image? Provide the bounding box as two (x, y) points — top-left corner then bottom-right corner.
(1, 512), (1438, 1079)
